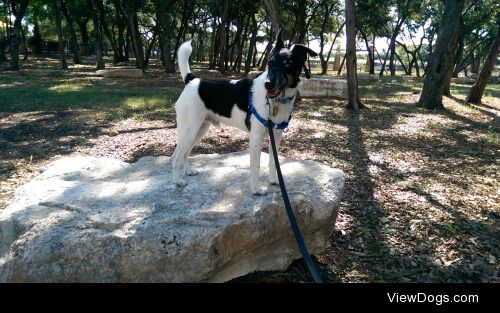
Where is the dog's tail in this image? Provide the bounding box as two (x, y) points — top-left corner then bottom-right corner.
(177, 40), (196, 84)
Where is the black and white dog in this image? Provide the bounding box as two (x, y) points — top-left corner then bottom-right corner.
(172, 30), (317, 195)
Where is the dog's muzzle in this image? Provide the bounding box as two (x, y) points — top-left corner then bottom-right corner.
(265, 79), (284, 99)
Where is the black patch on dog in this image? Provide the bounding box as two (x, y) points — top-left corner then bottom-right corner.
(184, 73), (196, 84)
(198, 78), (253, 118)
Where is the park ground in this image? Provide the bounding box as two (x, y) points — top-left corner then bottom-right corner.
(0, 57), (499, 282)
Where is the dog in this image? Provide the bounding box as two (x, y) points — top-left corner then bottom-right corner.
(171, 29), (317, 195)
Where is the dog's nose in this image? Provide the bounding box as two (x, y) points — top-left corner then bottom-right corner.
(265, 80), (273, 89)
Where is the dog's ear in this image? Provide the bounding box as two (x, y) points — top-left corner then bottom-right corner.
(273, 28), (285, 54)
(291, 44), (318, 63)
(292, 44), (317, 79)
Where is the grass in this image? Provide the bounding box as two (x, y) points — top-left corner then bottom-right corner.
(0, 75), (178, 121)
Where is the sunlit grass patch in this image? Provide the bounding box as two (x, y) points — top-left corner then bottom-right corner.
(0, 75), (175, 121)
(48, 82), (91, 93)
(481, 131), (500, 147)
(123, 96), (165, 109)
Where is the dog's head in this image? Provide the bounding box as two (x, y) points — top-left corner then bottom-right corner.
(265, 29), (318, 99)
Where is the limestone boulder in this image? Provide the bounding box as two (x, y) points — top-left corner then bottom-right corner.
(298, 77), (348, 99)
(95, 68), (144, 78)
(0, 152), (344, 282)
(193, 69), (223, 78)
(357, 73), (380, 80)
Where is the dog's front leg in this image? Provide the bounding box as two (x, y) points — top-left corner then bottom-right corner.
(268, 129), (283, 185)
(249, 125), (266, 196)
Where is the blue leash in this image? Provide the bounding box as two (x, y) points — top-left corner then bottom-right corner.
(248, 92), (323, 283)
(267, 121), (323, 283)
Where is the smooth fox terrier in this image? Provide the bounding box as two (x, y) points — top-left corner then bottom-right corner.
(171, 30), (317, 195)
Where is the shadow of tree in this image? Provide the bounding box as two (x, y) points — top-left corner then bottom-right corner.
(0, 111), (110, 178)
(258, 96), (499, 282)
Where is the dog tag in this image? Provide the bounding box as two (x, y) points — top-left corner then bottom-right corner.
(272, 105), (279, 117)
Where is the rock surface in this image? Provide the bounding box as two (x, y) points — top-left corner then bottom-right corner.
(95, 68), (144, 78)
(0, 152), (344, 282)
(193, 69), (224, 78)
(298, 77), (348, 99)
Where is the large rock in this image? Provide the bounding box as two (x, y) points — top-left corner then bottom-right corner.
(298, 77), (348, 99)
(17, 69), (64, 77)
(451, 77), (476, 84)
(0, 152), (344, 282)
(193, 69), (224, 78)
(356, 73), (380, 81)
(95, 68), (144, 78)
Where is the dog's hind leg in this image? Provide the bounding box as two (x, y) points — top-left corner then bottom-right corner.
(172, 124), (202, 187)
(185, 121), (211, 176)
(268, 129), (283, 185)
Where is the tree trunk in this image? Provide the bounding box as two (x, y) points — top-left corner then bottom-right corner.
(443, 16), (463, 97)
(173, 0), (191, 63)
(95, 0), (123, 63)
(337, 53), (346, 75)
(233, 16), (249, 72)
(345, 0), (363, 111)
(144, 27), (158, 67)
(218, 0), (230, 72)
(295, 0), (308, 44)
(124, 0), (144, 70)
(117, 18), (127, 61)
(452, 28), (465, 78)
(112, 0), (129, 60)
(51, 0), (68, 69)
(466, 29), (500, 104)
(60, 0), (80, 64)
(258, 32), (274, 71)
(8, 0), (29, 70)
(413, 56), (419, 77)
(198, 32), (205, 62)
(471, 52), (480, 73)
(263, 0), (282, 31)
(77, 20), (90, 46)
(208, 17), (217, 69)
(0, 39), (7, 63)
(20, 23), (28, 60)
(224, 22), (230, 70)
(380, 17), (405, 76)
(323, 21), (345, 75)
(86, 0), (105, 69)
(394, 52), (408, 75)
(359, 28), (374, 74)
(318, 2), (329, 75)
(154, 0), (177, 73)
(245, 13), (258, 74)
(417, 0), (465, 110)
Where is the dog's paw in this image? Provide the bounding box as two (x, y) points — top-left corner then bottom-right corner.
(252, 187), (267, 196)
(175, 179), (188, 187)
(185, 168), (199, 176)
(269, 174), (278, 185)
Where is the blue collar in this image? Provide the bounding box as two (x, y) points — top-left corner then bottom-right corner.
(248, 91), (292, 130)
